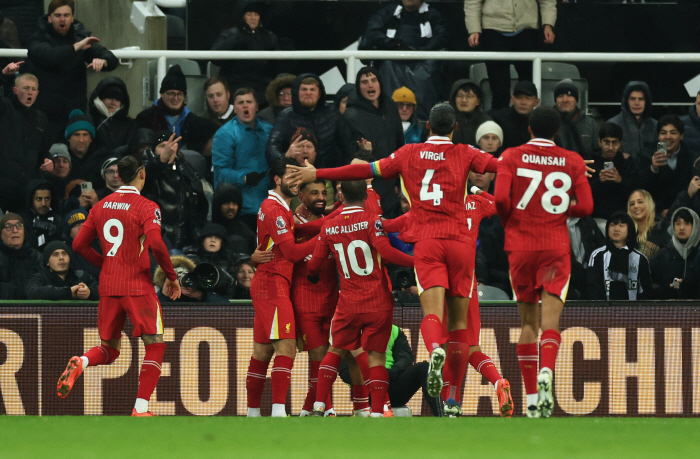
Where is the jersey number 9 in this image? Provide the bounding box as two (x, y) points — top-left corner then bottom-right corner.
(104, 218), (124, 256)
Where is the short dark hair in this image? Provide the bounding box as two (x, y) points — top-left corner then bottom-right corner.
(599, 122), (623, 141)
(656, 114), (685, 135)
(428, 102), (456, 136)
(233, 87), (256, 101)
(455, 81), (483, 102)
(204, 76), (229, 93)
(48, 0), (74, 14)
(340, 180), (368, 204)
(528, 107), (560, 140)
(673, 208), (693, 226)
(300, 77), (320, 87)
(299, 179), (326, 193)
(117, 155), (145, 185)
(268, 156), (298, 189)
(607, 211), (637, 250)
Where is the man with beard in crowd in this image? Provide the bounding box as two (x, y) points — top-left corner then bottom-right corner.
(22, 179), (62, 251)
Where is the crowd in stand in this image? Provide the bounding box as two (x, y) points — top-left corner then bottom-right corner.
(1, 0), (700, 303)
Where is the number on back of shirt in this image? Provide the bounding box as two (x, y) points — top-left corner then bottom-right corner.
(515, 168), (572, 214)
(420, 169), (443, 206)
(104, 218), (124, 256)
(333, 240), (374, 278)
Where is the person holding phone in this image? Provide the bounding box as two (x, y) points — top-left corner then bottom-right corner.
(590, 123), (636, 220)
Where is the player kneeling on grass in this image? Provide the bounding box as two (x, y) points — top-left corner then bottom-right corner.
(306, 180), (414, 417)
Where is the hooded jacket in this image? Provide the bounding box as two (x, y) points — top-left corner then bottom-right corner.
(87, 76), (136, 153)
(607, 81), (658, 160)
(651, 207), (700, 299)
(211, 183), (256, 255)
(333, 83), (356, 112)
(26, 265), (98, 300)
(27, 16), (118, 124)
(449, 79), (491, 146)
(680, 104), (700, 164)
(20, 178), (62, 250)
(257, 74), (296, 125)
(0, 239), (42, 299)
(266, 73), (358, 169)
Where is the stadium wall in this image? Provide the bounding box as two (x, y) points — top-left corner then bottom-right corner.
(1, 303), (698, 417)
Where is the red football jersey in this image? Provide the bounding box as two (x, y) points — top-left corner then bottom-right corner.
(497, 139), (589, 251)
(256, 191), (296, 282)
(374, 136), (493, 243)
(365, 185), (383, 216)
(465, 193), (496, 244)
(80, 186), (163, 296)
(312, 206), (394, 314)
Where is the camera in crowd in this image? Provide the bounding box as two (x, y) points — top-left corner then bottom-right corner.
(394, 268), (416, 290)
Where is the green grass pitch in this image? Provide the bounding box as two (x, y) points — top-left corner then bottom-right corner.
(1, 417), (697, 458)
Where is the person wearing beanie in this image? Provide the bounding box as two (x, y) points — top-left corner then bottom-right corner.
(64, 108), (111, 189)
(552, 79), (599, 160)
(26, 239), (98, 301)
(87, 76), (136, 153)
(136, 65), (218, 156)
(392, 86), (426, 145)
(78, 157), (122, 210)
(476, 120), (504, 155)
(449, 79), (492, 147)
(27, 0), (118, 142)
(258, 74), (296, 125)
(0, 211), (42, 299)
(182, 222), (239, 298)
(211, 183), (256, 255)
(59, 206), (100, 280)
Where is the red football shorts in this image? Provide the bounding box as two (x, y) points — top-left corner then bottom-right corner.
(439, 285), (481, 346)
(98, 294), (163, 340)
(508, 249), (571, 304)
(330, 309), (393, 353)
(251, 274), (296, 343)
(414, 239), (475, 298)
(296, 311), (333, 351)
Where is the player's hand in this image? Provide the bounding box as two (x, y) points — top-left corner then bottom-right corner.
(39, 158), (54, 172)
(324, 204), (337, 215)
(307, 273), (320, 284)
(88, 58), (107, 72)
(651, 150), (667, 172)
(156, 133), (182, 164)
(251, 244), (274, 265)
(584, 159), (595, 178)
(470, 186), (482, 195)
(357, 138), (372, 152)
(543, 24), (555, 44)
(295, 203), (313, 220)
(74, 36), (100, 51)
(468, 33), (480, 48)
(2, 60), (24, 75)
(163, 278), (181, 300)
(688, 176), (700, 198)
(287, 159), (317, 186)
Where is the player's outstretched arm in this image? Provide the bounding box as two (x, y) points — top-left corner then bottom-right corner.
(294, 207), (343, 239)
(288, 159), (375, 185)
(382, 213), (409, 234)
(567, 176), (594, 218)
(72, 221), (104, 268)
(373, 236), (414, 268)
(276, 237), (318, 264)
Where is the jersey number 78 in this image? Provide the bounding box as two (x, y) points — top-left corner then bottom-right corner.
(515, 168), (572, 215)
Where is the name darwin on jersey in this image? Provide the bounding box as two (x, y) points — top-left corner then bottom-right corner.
(521, 154), (566, 166)
(102, 202), (131, 211)
(325, 221), (369, 235)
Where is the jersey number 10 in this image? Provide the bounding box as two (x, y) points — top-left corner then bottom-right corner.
(333, 240), (374, 279)
(515, 168), (572, 215)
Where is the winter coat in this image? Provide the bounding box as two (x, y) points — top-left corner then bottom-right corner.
(403, 117), (426, 145)
(464, 0), (557, 34)
(635, 142), (694, 213)
(87, 76), (136, 153)
(680, 105), (700, 164)
(27, 16), (118, 124)
(554, 107), (600, 160)
(212, 116), (272, 217)
(449, 79), (491, 146)
(589, 154), (637, 220)
(135, 101), (219, 154)
(0, 240), (42, 299)
(211, 183), (256, 255)
(20, 178), (63, 250)
(651, 207), (700, 299)
(0, 93), (52, 212)
(488, 106), (530, 150)
(607, 81), (657, 160)
(26, 266), (99, 300)
(67, 143), (111, 190)
(359, 2), (448, 52)
(257, 74), (296, 126)
(266, 73), (358, 169)
(587, 244), (652, 300)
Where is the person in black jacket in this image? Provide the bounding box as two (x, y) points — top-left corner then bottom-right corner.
(449, 79), (491, 147)
(64, 109), (110, 189)
(475, 215), (511, 298)
(86, 76), (136, 154)
(26, 0), (118, 142)
(183, 222), (237, 297)
(343, 67), (404, 211)
(26, 240), (98, 300)
(488, 81), (540, 149)
(553, 79), (599, 160)
(153, 255), (228, 304)
(21, 179), (62, 251)
(266, 73), (359, 169)
(0, 213), (42, 299)
(211, 183), (256, 255)
(590, 123), (636, 220)
(568, 216), (606, 300)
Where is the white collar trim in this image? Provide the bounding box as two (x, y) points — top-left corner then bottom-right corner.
(117, 186), (140, 195)
(341, 206), (364, 215)
(528, 138), (556, 147)
(268, 191), (290, 211)
(426, 135), (452, 145)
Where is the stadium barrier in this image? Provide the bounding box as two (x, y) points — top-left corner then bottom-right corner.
(1, 302), (698, 417)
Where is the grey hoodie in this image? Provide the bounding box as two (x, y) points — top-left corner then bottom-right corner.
(607, 81), (658, 160)
(668, 207), (700, 260)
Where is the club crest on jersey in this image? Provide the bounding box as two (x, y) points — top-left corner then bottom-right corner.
(375, 219), (383, 232)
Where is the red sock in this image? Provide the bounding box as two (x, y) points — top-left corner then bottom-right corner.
(303, 360), (321, 412)
(354, 351), (370, 384)
(469, 351), (502, 386)
(352, 384), (370, 411)
(540, 329), (561, 373)
(246, 357), (270, 408)
(136, 343), (165, 401)
(83, 345), (119, 366)
(271, 355), (294, 405)
(316, 352), (342, 405)
(369, 366), (389, 415)
(517, 343), (539, 397)
(326, 387), (334, 411)
(420, 314), (443, 353)
(445, 330), (470, 403)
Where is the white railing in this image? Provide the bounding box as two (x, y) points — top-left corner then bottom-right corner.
(2, 49), (700, 97)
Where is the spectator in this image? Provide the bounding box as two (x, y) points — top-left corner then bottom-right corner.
(359, 0), (447, 120)
(86, 76), (135, 153)
(211, 183), (256, 255)
(266, 73), (358, 169)
(64, 109), (110, 188)
(668, 159), (700, 218)
(213, 87), (271, 232)
(651, 207), (700, 299)
(587, 211), (652, 300)
(628, 189), (669, 261)
(465, 0), (556, 110)
(333, 83), (355, 116)
(680, 89), (700, 161)
(475, 120), (504, 156)
(26, 240), (98, 300)
(27, 0), (118, 141)
(183, 222), (238, 296)
(0, 72), (53, 213)
(154, 255), (228, 303)
(60, 206), (100, 279)
(553, 79), (599, 160)
(567, 216), (606, 300)
(204, 76), (234, 126)
(210, 0), (281, 101)
(449, 79), (491, 146)
(343, 66), (404, 210)
(475, 216), (510, 297)
(135, 64), (218, 156)
(47, 143), (72, 198)
(0, 213), (42, 299)
(231, 257), (255, 300)
(21, 179), (62, 250)
(489, 81), (539, 149)
(590, 123), (636, 220)
(392, 86), (425, 145)
(77, 157), (121, 210)
(636, 114), (693, 217)
(285, 127), (337, 213)
(608, 81), (657, 160)
(258, 73), (296, 125)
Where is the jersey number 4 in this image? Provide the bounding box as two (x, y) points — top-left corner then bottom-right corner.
(104, 218), (124, 256)
(515, 168), (572, 214)
(333, 240), (374, 279)
(420, 169), (443, 206)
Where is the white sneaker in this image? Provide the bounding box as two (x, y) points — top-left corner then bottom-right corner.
(537, 368), (554, 418)
(324, 408), (337, 417)
(271, 403), (287, 417)
(247, 407), (261, 417)
(354, 408), (370, 417)
(526, 405), (541, 418)
(426, 347), (446, 398)
(299, 409), (310, 417)
(311, 401), (325, 417)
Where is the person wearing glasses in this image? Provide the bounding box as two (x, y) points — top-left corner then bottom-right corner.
(448, 79), (492, 147)
(258, 74), (296, 126)
(77, 157), (123, 210)
(0, 213), (43, 299)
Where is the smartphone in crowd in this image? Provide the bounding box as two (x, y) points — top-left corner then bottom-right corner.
(603, 162), (614, 170)
(657, 141), (668, 164)
(80, 181), (93, 193)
